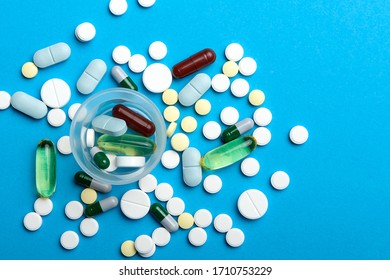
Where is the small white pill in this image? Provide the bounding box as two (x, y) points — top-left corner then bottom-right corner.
(112, 45), (131, 64)
(237, 189), (268, 220)
(120, 189), (151, 219)
(0, 91), (11, 110)
(289, 125), (309, 145)
(161, 150), (180, 169)
(60, 231), (79, 250)
(40, 78), (71, 109)
(57, 136), (72, 155)
(239, 57), (257, 76)
(138, 0), (156, 8)
(135, 234), (154, 254)
(109, 0), (128, 16)
(75, 22), (96, 42)
(203, 174), (222, 194)
(152, 227), (171, 247)
(139, 243), (156, 258)
(142, 63), (172, 93)
(271, 171), (290, 190)
(231, 78), (250, 97)
(116, 156), (145, 168)
(34, 198), (53, 216)
(253, 107), (272, 126)
(194, 209), (213, 228)
(149, 41), (167, 60)
(166, 197), (185, 216)
(226, 228), (245, 247)
(65, 201), (84, 220)
(47, 108), (66, 127)
(138, 174), (158, 193)
(225, 43), (244, 62)
(220, 106), (239, 125)
(80, 218), (99, 237)
(188, 227), (207, 246)
(128, 54), (147, 73)
(86, 128), (95, 148)
(241, 157), (260, 177)
(23, 212), (42, 231)
(211, 74), (230, 93)
(154, 183), (174, 202)
(105, 153), (118, 172)
(252, 127), (271, 146)
(67, 103), (81, 120)
(214, 214), (233, 233)
(202, 121), (221, 140)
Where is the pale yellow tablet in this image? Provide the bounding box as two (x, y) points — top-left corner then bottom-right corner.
(166, 122), (177, 138)
(195, 99), (211, 116)
(171, 133), (189, 152)
(21, 62), (38, 79)
(222, 61), (239, 78)
(162, 89), (178, 105)
(121, 240), (136, 257)
(181, 116), (197, 133)
(163, 106), (180, 122)
(80, 188), (97, 205)
(178, 212), (194, 229)
(249, 89), (265, 106)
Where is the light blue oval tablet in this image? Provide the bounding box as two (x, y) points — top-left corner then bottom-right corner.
(182, 147), (202, 187)
(77, 59), (107, 95)
(92, 115), (127, 136)
(11, 91), (48, 119)
(33, 42), (71, 68)
(179, 73), (211, 107)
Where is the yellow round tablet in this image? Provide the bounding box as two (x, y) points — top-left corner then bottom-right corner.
(80, 188), (97, 204)
(163, 106), (180, 122)
(178, 212), (194, 229)
(121, 240), (136, 257)
(195, 99), (211, 116)
(171, 133), (189, 152)
(181, 116), (197, 133)
(162, 89), (178, 105)
(222, 61), (239, 78)
(249, 89), (265, 106)
(21, 62), (38, 79)
(166, 122), (177, 138)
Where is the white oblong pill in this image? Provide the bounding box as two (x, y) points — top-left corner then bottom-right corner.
(80, 218), (99, 237)
(11, 91), (48, 119)
(77, 59), (107, 95)
(237, 189), (268, 220)
(34, 198), (53, 216)
(128, 54), (147, 73)
(240, 157), (260, 177)
(202, 121), (221, 140)
(194, 209), (212, 228)
(68, 103), (81, 120)
(92, 115), (127, 136)
(213, 214), (232, 233)
(271, 171), (290, 190)
(161, 150), (180, 169)
(166, 197), (185, 216)
(154, 182), (174, 202)
(47, 108), (66, 127)
(211, 73), (230, 93)
(152, 227), (171, 247)
(65, 201), (84, 220)
(142, 63), (172, 93)
(135, 234), (154, 254)
(225, 43), (244, 62)
(230, 78), (250, 97)
(178, 73), (211, 107)
(60, 231), (79, 250)
(33, 42), (71, 68)
(220, 106), (239, 125)
(138, 174), (158, 193)
(116, 156), (145, 168)
(120, 189), (151, 219)
(203, 174), (222, 194)
(86, 128), (95, 148)
(226, 228), (245, 247)
(239, 57), (257, 76)
(289, 125), (309, 145)
(0, 91), (11, 110)
(188, 227), (207, 246)
(252, 127), (271, 146)
(57, 136), (72, 155)
(109, 0), (128, 16)
(112, 45), (131, 64)
(253, 107), (272, 126)
(75, 22), (96, 42)
(23, 212), (42, 231)
(149, 41), (167, 60)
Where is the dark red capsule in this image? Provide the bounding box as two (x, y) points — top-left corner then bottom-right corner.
(112, 104), (156, 137)
(172, 48), (216, 79)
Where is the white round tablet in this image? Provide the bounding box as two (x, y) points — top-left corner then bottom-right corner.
(225, 43), (244, 62)
(166, 197), (185, 216)
(220, 106), (239, 125)
(237, 189), (268, 220)
(226, 228), (245, 247)
(149, 41), (167, 60)
(253, 107), (272, 126)
(241, 157), (260, 177)
(65, 201), (84, 220)
(128, 54), (147, 73)
(112, 45), (131, 64)
(86, 128), (95, 148)
(135, 234), (154, 254)
(142, 63), (172, 93)
(57, 136), (72, 155)
(161, 150), (180, 169)
(239, 57), (257, 76)
(47, 109), (66, 127)
(41, 78), (71, 109)
(0, 91), (11, 110)
(194, 209), (213, 228)
(271, 171), (290, 190)
(60, 231), (79, 250)
(138, 0), (156, 8)
(138, 174), (158, 193)
(109, 0), (128, 16)
(80, 218), (99, 237)
(211, 74), (230, 93)
(105, 153), (118, 172)
(252, 127), (271, 146)
(154, 182), (174, 202)
(120, 189), (151, 219)
(214, 214), (233, 233)
(203, 121), (221, 140)
(231, 78), (250, 97)
(289, 125), (309, 145)
(203, 174), (223, 194)
(188, 227), (207, 246)
(34, 198), (53, 216)
(139, 242), (156, 258)
(23, 212), (42, 231)
(152, 227), (171, 246)
(67, 103), (81, 120)
(75, 22), (96, 42)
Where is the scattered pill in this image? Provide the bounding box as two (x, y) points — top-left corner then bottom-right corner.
(11, 91), (48, 119)
(194, 209), (213, 228)
(150, 203), (179, 232)
(222, 61), (239, 78)
(166, 197), (185, 216)
(241, 157), (260, 177)
(152, 227), (171, 247)
(92, 115), (127, 136)
(121, 240), (136, 257)
(105, 153), (118, 172)
(90, 146), (110, 169)
(33, 42), (71, 68)
(75, 22), (96, 42)
(239, 57), (257, 76)
(138, 174), (158, 193)
(252, 127), (271, 146)
(220, 106), (239, 125)
(231, 78), (250, 97)
(23, 212), (42, 231)
(178, 73), (211, 107)
(34, 198), (53, 216)
(182, 147), (202, 187)
(142, 63), (172, 93)
(161, 150), (180, 169)
(203, 174), (222, 194)
(149, 41), (167, 60)
(81, 188), (98, 204)
(109, 0), (128, 16)
(35, 139), (56, 198)
(65, 201), (84, 220)
(80, 217), (99, 237)
(86, 128), (95, 148)
(178, 212), (194, 229)
(211, 73), (230, 93)
(271, 171), (290, 190)
(85, 196), (118, 217)
(253, 107), (272, 126)
(112, 45), (131, 64)
(195, 99), (211, 115)
(139, 243), (156, 258)
(60, 231), (79, 250)
(163, 106), (180, 122)
(214, 214), (233, 233)
(74, 171), (112, 193)
(120, 189), (150, 219)
(135, 235), (154, 254)
(181, 116), (197, 133)
(68, 103), (81, 120)
(21, 62), (38, 78)
(138, 0), (156, 8)
(113, 104), (154, 136)
(111, 66), (138, 90)
(47, 108), (66, 127)
(226, 228), (245, 247)
(171, 133), (189, 152)
(225, 43), (244, 62)
(116, 156), (145, 168)
(248, 89), (265, 106)
(154, 182), (174, 202)
(77, 59), (107, 94)
(162, 89), (178, 105)
(221, 118), (254, 143)
(0, 91), (11, 110)
(166, 122), (177, 138)
(128, 54), (147, 73)
(237, 189), (268, 220)
(172, 48), (216, 79)
(202, 121), (221, 140)
(57, 136), (72, 155)
(289, 125), (309, 144)
(188, 227), (207, 246)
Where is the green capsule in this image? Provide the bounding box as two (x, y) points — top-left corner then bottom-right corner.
(111, 66), (138, 91)
(221, 118), (254, 143)
(85, 196), (118, 217)
(150, 203), (178, 232)
(200, 136), (257, 170)
(98, 134), (156, 156)
(36, 139), (56, 198)
(90, 147), (110, 169)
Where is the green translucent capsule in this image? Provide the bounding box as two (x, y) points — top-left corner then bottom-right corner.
(36, 139), (56, 198)
(98, 134), (156, 156)
(90, 147), (110, 169)
(200, 136), (257, 170)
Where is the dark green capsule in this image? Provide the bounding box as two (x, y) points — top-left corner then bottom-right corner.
(36, 139), (56, 198)
(111, 66), (138, 91)
(90, 147), (110, 169)
(150, 203), (178, 232)
(85, 196), (118, 217)
(221, 118), (254, 143)
(74, 171), (112, 193)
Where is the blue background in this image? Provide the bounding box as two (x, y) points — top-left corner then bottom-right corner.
(0, 0), (389, 260)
